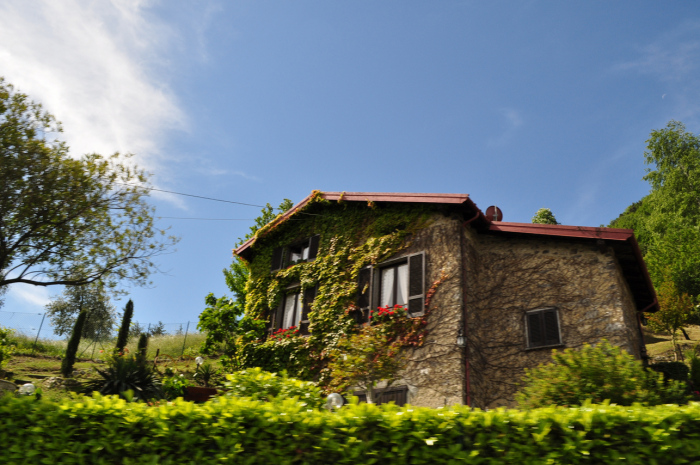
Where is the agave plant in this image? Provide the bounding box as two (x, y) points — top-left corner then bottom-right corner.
(83, 354), (162, 400)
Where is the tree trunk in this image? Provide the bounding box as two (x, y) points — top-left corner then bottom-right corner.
(681, 327), (691, 340)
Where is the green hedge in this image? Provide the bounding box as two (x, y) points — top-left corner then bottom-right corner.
(2, 395), (700, 464)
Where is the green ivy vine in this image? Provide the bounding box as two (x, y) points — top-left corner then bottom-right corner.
(231, 193), (440, 385)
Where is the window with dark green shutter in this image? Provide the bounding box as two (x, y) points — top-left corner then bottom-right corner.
(271, 235), (320, 272)
(526, 308), (561, 348)
(367, 252), (425, 318)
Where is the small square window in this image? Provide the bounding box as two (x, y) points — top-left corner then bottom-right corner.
(526, 308), (561, 348)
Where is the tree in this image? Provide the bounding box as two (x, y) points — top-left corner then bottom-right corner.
(0, 77), (177, 289)
(61, 309), (87, 377)
(531, 208), (559, 225)
(611, 121), (700, 299)
(646, 280), (695, 360)
(115, 300), (134, 352)
(45, 281), (117, 341)
(198, 199), (293, 355)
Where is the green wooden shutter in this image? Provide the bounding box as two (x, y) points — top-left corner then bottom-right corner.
(300, 286), (316, 335)
(356, 266), (372, 323)
(308, 235), (320, 261)
(271, 246), (283, 271)
(528, 312), (544, 347)
(407, 253), (425, 316)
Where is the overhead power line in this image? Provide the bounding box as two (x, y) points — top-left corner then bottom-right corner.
(115, 182), (265, 208)
(157, 217), (255, 221)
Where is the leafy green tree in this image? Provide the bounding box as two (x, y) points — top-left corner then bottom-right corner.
(45, 281), (117, 341)
(0, 77), (177, 289)
(646, 280), (695, 360)
(531, 208), (559, 225)
(115, 300), (134, 352)
(198, 199), (293, 356)
(611, 121), (700, 298)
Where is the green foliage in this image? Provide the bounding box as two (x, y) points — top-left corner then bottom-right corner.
(194, 363), (221, 388)
(198, 293), (242, 356)
(611, 121), (700, 298)
(649, 361), (690, 383)
(531, 208), (559, 225)
(0, 77), (178, 290)
(161, 375), (192, 400)
(0, 325), (14, 370)
(82, 354), (162, 401)
(516, 341), (688, 408)
(7, 395), (700, 463)
(223, 367), (324, 409)
(686, 350), (700, 391)
(136, 333), (149, 358)
(45, 281), (117, 341)
(61, 309), (87, 378)
(115, 299), (133, 352)
(240, 197), (432, 383)
(646, 280), (695, 359)
(328, 305), (425, 402)
(199, 199), (293, 359)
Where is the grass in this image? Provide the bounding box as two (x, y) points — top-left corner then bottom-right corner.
(2, 331), (219, 402)
(8, 331), (208, 360)
(644, 325), (700, 360)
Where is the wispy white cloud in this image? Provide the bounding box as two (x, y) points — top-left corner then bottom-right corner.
(487, 108), (524, 147)
(615, 19), (700, 124)
(8, 285), (52, 309)
(0, 0), (186, 176)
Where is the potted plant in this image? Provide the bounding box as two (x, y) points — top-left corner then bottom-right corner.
(184, 362), (220, 402)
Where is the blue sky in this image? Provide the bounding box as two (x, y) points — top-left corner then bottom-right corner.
(1, 1), (700, 333)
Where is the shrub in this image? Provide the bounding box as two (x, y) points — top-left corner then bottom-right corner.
(516, 341), (688, 408)
(82, 354), (162, 400)
(687, 349), (700, 392)
(5, 396), (700, 463)
(194, 362), (221, 388)
(0, 325), (14, 370)
(649, 361), (690, 383)
(161, 375), (192, 400)
(223, 367), (324, 408)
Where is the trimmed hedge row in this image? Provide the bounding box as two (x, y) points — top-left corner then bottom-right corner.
(2, 395), (700, 464)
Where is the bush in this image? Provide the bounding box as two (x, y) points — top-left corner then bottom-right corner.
(0, 325), (14, 370)
(161, 375), (192, 400)
(516, 341), (688, 408)
(223, 367), (324, 409)
(649, 361), (690, 383)
(5, 395), (700, 463)
(82, 354), (162, 400)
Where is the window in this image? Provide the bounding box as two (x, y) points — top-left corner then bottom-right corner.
(525, 308), (561, 348)
(268, 286), (317, 336)
(356, 252), (425, 322)
(353, 386), (408, 406)
(270, 235), (320, 271)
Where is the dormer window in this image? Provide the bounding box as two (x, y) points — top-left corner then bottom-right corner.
(270, 235), (320, 271)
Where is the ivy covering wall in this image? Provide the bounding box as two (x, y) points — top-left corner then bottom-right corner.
(232, 192), (439, 386)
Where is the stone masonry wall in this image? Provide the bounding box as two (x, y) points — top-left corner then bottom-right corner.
(390, 213), (465, 408)
(465, 233), (644, 409)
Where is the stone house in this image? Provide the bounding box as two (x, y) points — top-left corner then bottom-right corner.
(235, 191), (657, 409)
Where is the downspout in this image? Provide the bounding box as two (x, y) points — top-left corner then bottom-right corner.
(460, 211), (481, 407)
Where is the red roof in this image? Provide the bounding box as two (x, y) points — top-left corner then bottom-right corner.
(487, 221), (657, 312)
(234, 191), (488, 256)
(234, 191), (657, 312)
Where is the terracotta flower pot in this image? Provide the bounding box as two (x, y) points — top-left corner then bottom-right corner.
(184, 386), (217, 403)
